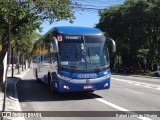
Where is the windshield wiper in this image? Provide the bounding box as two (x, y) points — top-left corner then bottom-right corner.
(76, 45), (80, 61)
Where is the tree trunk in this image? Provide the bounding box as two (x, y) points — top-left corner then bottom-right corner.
(0, 60), (4, 84)
(27, 54), (32, 68)
(22, 54), (24, 71)
(11, 46), (14, 77)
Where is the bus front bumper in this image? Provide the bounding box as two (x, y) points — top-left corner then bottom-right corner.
(57, 77), (110, 92)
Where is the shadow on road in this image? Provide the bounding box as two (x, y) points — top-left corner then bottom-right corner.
(17, 79), (102, 102)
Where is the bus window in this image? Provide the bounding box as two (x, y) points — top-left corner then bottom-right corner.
(58, 42), (109, 70)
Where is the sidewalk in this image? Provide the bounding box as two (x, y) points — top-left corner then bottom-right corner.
(0, 67), (30, 120)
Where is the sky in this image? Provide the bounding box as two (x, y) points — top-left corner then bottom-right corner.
(39, 0), (125, 35)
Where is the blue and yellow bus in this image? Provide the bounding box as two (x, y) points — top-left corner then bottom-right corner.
(33, 26), (116, 92)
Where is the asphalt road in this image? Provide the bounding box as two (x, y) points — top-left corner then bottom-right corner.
(17, 69), (160, 120)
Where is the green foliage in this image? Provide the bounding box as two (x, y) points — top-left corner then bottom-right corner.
(138, 49), (149, 57)
(0, 0), (77, 83)
(0, 0), (76, 55)
(97, 0), (160, 71)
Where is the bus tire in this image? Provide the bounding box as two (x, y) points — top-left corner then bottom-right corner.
(48, 72), (54, 92)
(35, 68), (40, 83)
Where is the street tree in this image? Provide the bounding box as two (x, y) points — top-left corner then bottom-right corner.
(96, 0), (160, 72)
(0, 0), (77, 84)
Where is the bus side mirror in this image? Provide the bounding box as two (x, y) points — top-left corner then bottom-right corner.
(106, 38), (116, 53)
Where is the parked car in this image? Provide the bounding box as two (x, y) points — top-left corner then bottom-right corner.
(155, 69), (160, 77)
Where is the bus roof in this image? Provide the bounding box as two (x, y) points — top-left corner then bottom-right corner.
(36, 26), (104, 43)
(55, 26), (103, 35)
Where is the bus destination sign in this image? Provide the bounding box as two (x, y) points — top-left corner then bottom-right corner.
(63, 35), (83, 43)
(65, 36), (82, 40)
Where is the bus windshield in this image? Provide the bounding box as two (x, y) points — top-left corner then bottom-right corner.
(58, 42), (109, 71)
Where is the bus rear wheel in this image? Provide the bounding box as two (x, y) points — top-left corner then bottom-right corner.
(48, 72), (54, 92)
(35, 68), (40, 83)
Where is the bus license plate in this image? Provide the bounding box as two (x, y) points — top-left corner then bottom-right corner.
(84, 85), (92, 89)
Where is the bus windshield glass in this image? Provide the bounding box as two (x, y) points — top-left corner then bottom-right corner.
(58, 35), (109, 71)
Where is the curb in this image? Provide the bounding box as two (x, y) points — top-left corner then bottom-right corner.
(10, 77), (22, 112)
(112, 73), (160, 79)
(3, 69), (30, 120)
(132, 75), (160, 79)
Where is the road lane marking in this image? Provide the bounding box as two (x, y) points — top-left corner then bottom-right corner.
(95, 98), (152, 120)
(112, 78), (160, 91)
(156, 88), (160, 90)
(96, 98), (129, 111)
(124, 89), (143, 95)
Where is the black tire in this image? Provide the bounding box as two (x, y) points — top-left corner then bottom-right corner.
(35, 68), (40, 83)
(48, 72), (54, 92)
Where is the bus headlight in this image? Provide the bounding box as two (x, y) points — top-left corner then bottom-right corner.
(63, 85), (69, 89)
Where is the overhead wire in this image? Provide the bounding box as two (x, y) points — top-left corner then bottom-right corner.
(72, 0), (125, 13)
